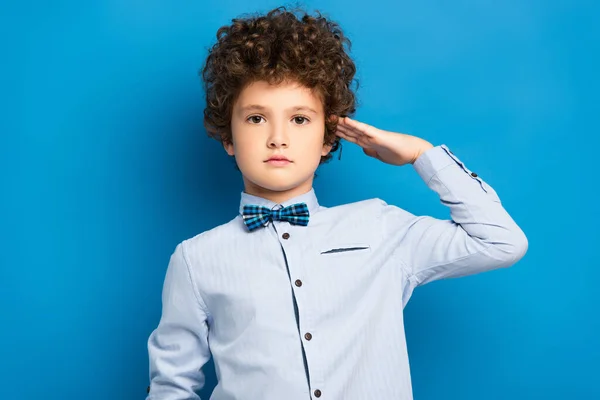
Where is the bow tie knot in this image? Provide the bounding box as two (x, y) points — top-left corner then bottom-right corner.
(242, 202), (310, 231)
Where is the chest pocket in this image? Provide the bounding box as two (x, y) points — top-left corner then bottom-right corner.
(319, 242), (371, 257)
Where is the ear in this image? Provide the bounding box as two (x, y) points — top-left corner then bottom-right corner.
(223, 140), (235, 156)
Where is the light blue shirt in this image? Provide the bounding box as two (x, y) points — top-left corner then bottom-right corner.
(146, 145), (528, 399)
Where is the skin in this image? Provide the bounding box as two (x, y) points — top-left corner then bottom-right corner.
(224, 79), (434, 204)
(225, 80), (332, 204)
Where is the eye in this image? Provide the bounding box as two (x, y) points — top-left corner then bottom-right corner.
(293, 116), (310, 125)
(247, 115), (265, 124)
(246, 115), (310, 125)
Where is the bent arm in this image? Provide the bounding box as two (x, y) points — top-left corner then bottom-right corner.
(381, 145), (528, 298)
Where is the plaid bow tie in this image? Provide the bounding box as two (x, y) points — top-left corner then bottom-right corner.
(242, 202), (310, 231)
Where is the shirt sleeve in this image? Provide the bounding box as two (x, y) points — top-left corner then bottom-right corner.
(379, 145), (528, 300)
(146, 241), (211, 399)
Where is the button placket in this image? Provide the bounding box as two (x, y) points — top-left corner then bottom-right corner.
(274, 223), (318, 392)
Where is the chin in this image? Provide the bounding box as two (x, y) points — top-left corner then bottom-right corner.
(249, 176), (308, 192)
(259, 182), (300, 192)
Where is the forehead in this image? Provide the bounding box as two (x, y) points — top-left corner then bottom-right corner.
(234, 80), (323, 111)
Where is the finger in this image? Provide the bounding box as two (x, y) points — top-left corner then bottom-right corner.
(337, 129), (374, 151)
(335, 122), (355, 135)
(338, 123), (370, 141)
(336, 123), (362, 140)
(335, 129), (360, 145)
(334, 125), (359, 141)
(337, 117), (358, 132)
(335, 126), (353, 138)
(344, 117), (375, 137)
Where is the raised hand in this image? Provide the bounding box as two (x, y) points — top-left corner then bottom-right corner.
(333, 116), (434, 166)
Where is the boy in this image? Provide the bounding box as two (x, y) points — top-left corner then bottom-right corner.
(146, 6), (528, 400)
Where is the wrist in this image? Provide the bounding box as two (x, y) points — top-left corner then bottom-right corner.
(411, 142), (434, 164)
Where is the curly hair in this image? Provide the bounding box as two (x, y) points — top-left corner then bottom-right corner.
(200, 5), (359, 165)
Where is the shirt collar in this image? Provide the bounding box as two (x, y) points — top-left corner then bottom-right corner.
(238, 187), (320, 215)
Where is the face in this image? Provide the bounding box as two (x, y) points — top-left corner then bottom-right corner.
(225, 80), (333, 203)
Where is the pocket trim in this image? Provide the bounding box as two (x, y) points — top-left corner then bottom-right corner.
(320, 243), (371, 255)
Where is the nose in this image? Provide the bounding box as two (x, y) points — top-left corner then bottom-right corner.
(267, 122), (289, 149)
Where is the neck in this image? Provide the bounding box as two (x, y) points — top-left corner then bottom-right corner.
(243, 181), (313, 205)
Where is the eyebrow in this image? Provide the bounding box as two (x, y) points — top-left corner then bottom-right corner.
(239, 104), (319, 114)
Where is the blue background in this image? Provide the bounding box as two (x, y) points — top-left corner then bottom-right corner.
(1, 0), (598, 398)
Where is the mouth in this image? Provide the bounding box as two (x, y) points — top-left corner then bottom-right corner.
(265, 156), (292, 166)
(265, 155), (291, 161)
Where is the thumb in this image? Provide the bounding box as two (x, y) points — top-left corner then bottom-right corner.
(363, 147), (379, 158)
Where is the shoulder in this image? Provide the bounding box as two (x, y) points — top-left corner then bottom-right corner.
(319, 197), (389, 216)
(312, 198), (392, 227)
(179, 215), (245, 256)
(319, 197), (417, 226)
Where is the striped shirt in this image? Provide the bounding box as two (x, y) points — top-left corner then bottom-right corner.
(147, 144), (528, 399)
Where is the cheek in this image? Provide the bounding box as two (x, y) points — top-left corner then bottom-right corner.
(308, 129), (327, 150)
(300, 133), (328, 163)
(230, 125), (253, 149)
(232, 136), (263, 165)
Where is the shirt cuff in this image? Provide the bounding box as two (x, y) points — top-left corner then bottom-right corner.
(412, 144), (457, 184)
(412, 144), (500, 201)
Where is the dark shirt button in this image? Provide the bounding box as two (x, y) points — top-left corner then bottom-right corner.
(314, 389), (322, 397)
(295, 279), (302, 287)
(146, 386), (150, 394)
(471, 172), (478, 177)
(304, 332), (312, 340)
(282, 232), (290, 239)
